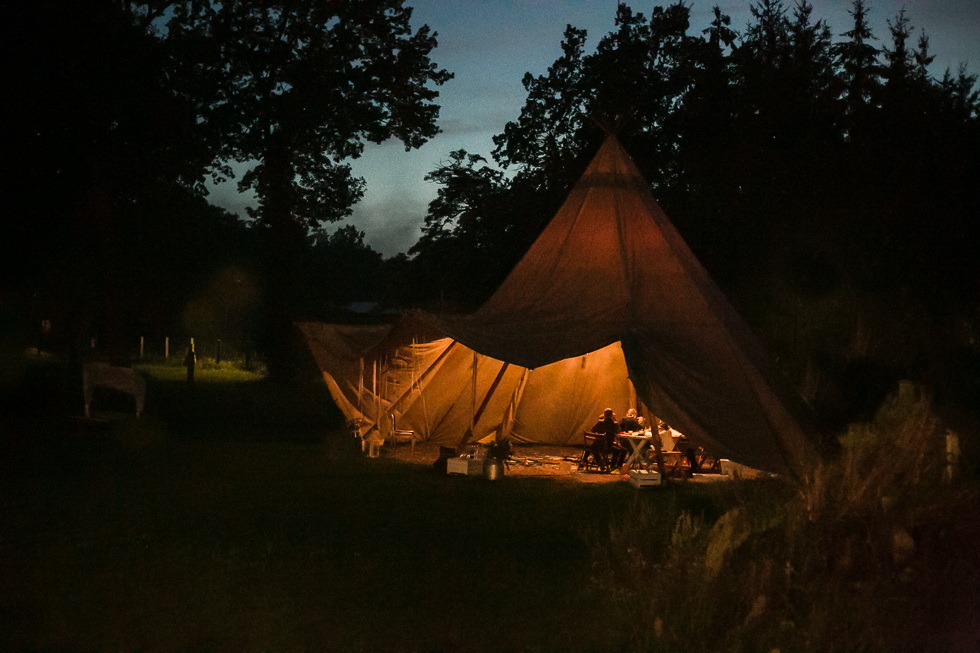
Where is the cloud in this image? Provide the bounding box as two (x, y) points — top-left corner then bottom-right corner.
(341, 197), (430, 258)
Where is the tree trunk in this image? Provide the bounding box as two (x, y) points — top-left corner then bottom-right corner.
(258, 137), (304, 379)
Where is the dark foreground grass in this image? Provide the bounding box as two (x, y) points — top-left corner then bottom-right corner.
(3, 360), (978, 651)
(0, 436), (632, 650)
(0, 360), (726, 651)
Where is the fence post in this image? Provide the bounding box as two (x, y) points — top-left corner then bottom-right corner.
(165, 336), (169, 360)
(140, 336), (144, 359)
(186, 338), (196, 385)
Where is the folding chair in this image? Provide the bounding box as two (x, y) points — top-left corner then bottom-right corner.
(579, 432), (612, 473)
(388, 413), (418, 455)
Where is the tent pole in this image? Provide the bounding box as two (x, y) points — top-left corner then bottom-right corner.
(471, 350), (477, 431)
(457, 350), (477, 453)
(358, 358), (364, 415)
(456, 360), (510, 451)
(379, 341), (458, 422)
(501, 369), (529, 442)
(361, 341), (459, 442)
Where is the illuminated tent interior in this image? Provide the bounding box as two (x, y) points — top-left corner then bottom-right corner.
(299, 135), (818, 474)
(298, 319), (636, 447)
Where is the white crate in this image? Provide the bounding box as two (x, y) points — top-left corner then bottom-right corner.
(628, 469), (661, 488)
(447, 457), (484, 476)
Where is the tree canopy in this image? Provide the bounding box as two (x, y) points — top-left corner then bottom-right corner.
(3, 0), (452, 369)
(163, 0), (452, 236)
(410, 0), (980, 427)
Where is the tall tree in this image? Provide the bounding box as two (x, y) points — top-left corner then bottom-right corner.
(410, 150), (511, 307)
(491, 24), (590, 193)
(833, 0), (880, 135)
(167, 1), (452, 234)
(164, 0), (452, 371)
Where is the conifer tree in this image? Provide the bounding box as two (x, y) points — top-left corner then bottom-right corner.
(833, 0), (880, 134)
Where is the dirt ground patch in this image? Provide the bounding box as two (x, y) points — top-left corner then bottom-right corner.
(379, 441), (613, 482)
(377, 441), (730, 484)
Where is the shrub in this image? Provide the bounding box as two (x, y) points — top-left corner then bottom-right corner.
(589, 382), (980, 652)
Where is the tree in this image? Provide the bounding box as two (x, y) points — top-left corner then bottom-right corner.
(493, 3), (699, 191)
(410, 150), (511, 307)
(299, 226), (384, 313)
(163, 0), (452, 372)
(1, 0), (222, 363)
(165, 1), (452, 234)
(491, 24), (591, 193)
(833, 0), (880, 134)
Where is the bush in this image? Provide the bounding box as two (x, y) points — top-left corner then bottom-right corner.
(589, 383), (980, 652)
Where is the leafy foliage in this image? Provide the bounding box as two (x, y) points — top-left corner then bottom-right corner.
(588, 386), (979, 652)
(412, 0), (980, 429)
(163, 0), (452, 235)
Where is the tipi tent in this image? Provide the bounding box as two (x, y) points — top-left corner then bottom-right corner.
(300, 135), (818, 474)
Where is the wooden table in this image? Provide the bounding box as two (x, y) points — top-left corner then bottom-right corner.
(618, 431), (655, 470)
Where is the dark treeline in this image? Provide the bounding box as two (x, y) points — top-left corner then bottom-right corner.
(2, 0), (450, 375)
(2, 1), (978, 429)
(408, 0), (980, 431)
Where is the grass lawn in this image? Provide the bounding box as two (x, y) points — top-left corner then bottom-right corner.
(0, 360), (726, 651)
(135, 360), (266, 384)
(3, 358), (977, 651)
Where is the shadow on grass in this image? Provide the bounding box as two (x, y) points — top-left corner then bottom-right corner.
(141, 371), (346, 443)
(3, 356), (739, 650)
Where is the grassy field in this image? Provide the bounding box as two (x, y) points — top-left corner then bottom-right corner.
(2, 358), (978, 651)
(0, 359), (702, 651)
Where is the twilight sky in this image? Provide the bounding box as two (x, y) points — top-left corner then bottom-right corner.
(206, 0), (980, 258)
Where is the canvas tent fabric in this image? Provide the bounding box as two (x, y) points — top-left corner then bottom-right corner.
(297, 319), (635, 447)
(301, 135), (818, 474)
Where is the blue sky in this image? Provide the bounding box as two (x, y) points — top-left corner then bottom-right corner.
(206, 0), (980, 257)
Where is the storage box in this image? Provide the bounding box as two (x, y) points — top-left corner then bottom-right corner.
(447, 457), (484, 476)
(627, 469), (661, 488)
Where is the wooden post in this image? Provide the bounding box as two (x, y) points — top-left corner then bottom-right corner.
(186, 339), (196, 385)
(140, 336), (144, 359)
(165, 336), (169, 360)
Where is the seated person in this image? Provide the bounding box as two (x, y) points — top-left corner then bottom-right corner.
(685, 445), (704, 473)
(619, 408), (643, 433)
(591, 408), (628, 469)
